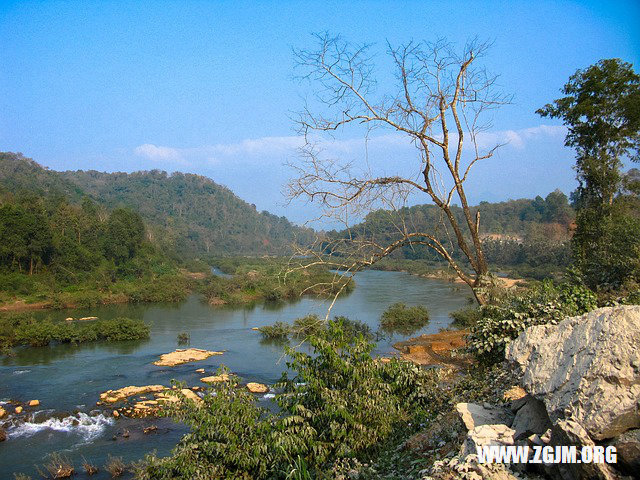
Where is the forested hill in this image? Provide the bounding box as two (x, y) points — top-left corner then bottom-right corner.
(0, 152), (313, 257)
(328, 191), (576, 278)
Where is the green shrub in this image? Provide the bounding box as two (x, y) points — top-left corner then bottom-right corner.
(379, 303), (430, 335)
(467, 281), (597, 363)
(291, 314), (325, 337)
(4, 316), (149, 349)
(97, 317), (150, 341)
(177, 332), (190, 345)
(258, 321), (291, 341)
(449, 306), (482, 328)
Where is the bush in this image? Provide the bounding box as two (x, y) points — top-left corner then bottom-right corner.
(177, 332), (190, 345)
(466, 281), (597, 363)
(258, 321), (291, 341)
(4, 316), (149, 349)
(291, 314), (324, 337)
(449, 306), (482, 328)
(379, 303), (430, 335)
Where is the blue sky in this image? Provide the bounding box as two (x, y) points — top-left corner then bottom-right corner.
(1, 1), (639, 225)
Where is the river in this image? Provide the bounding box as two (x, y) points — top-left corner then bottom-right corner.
(0, 270), (470, 478)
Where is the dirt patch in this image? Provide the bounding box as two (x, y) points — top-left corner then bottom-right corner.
(0, 300), (51, 312)
(393, 329), (471, 368)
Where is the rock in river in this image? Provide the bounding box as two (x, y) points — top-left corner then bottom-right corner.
(153, 348), (223, 367)
(201, 374), (230, 384)
(100, 385), (166, 403)
(246, 382), (269, 393)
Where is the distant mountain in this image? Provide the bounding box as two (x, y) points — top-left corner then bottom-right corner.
(0, 152), (313, 257)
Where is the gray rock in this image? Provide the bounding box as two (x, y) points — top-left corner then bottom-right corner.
(511, 396), (552, 440)
(461, 423), (515, 457)
(506, 306), (640, 441)
(606, 428), (640, 476)
(456, 402), (514, 430)
(551, 420), (620, 480)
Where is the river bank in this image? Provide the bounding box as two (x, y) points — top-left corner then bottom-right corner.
(1, 270), (470, 477)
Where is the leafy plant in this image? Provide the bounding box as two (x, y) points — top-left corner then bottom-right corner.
(467, 281), (597, 363)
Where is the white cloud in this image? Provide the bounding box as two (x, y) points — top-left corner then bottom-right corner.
(133, 124), (566, 165)
(134, 143), (182, 161)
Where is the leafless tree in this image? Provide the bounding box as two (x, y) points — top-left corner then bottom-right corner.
(287, 34), (510, 305)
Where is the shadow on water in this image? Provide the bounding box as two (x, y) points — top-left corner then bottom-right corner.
(2, 338), (149, 366)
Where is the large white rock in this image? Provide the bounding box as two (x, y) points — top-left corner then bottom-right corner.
(506, 306), (640, 441)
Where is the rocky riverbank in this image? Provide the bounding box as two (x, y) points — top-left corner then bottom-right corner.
(421, 306), (640, 480)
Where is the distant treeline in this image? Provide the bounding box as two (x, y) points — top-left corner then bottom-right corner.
(325, 190), (575, 278)
(0, 152), (313, 259)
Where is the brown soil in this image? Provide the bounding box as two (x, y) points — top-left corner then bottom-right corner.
(393, 329), (471, 368)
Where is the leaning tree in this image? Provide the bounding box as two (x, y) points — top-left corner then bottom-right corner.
(287, 34), (510, 305)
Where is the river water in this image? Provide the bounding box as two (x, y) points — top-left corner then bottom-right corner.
(0, 270), (470, 477)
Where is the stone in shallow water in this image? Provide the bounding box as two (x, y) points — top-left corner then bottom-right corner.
(100, 385), (166, 403)
(246, 382), (269, 393)
(153, 348), (223, 367)
(200, 374), (230, 383)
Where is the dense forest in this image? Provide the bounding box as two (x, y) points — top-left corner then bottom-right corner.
(0, 152), (314, 259)
(326, 190), (576, 278)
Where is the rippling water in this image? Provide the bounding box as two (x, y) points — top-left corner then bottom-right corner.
(0, 270), (470, 477)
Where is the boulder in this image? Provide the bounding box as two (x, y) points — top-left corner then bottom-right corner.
(506, 306), (640, 441)
(606, 428), (640, 476)
(0, 428), (6, 442)
(153, 348), (223, 367)
(14, 406), (22, 414)
(246, 382), (269, 393)
(0, 406), (6, 418)
(455, 402), (514, 431)
(28, 399), (39, 407)
(551, 420), (619, 480)
(100, 385), (166, 403)
(461, 424), (515, 457)
(510, 396), (552, 440)
(200, 374), (230, 383)
(195, 368), (205, 374)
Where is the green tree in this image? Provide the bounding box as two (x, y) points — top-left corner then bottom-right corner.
(538, 59), (640, 289)
(103, 208), (145, 265)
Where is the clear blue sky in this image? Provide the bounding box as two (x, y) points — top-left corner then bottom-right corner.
(1, 1), (639, 225)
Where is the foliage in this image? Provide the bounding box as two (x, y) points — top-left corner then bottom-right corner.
(259, 315), (374, 343)
(326, 191), (575, 286)
(2, 315), (149, 349)
(139, 320), (445, 479)
(379, 303), (430, 335)
(538, 59), (640, 290)
(449, 306), (483, 328)
(202, 260), (354, 307)
(177, 332), (190, 345)
(258, 321), (291, 341)
(467, 281), (597, 363)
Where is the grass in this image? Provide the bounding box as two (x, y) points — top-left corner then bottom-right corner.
(105, 455), (127, 477)
(40, 452), (74, 479)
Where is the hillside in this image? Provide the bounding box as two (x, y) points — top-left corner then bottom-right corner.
(0, 152), (313, 257)
(327, 191), (575, 278)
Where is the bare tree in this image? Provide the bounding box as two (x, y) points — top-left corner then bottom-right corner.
(287, 34), (510, 305)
